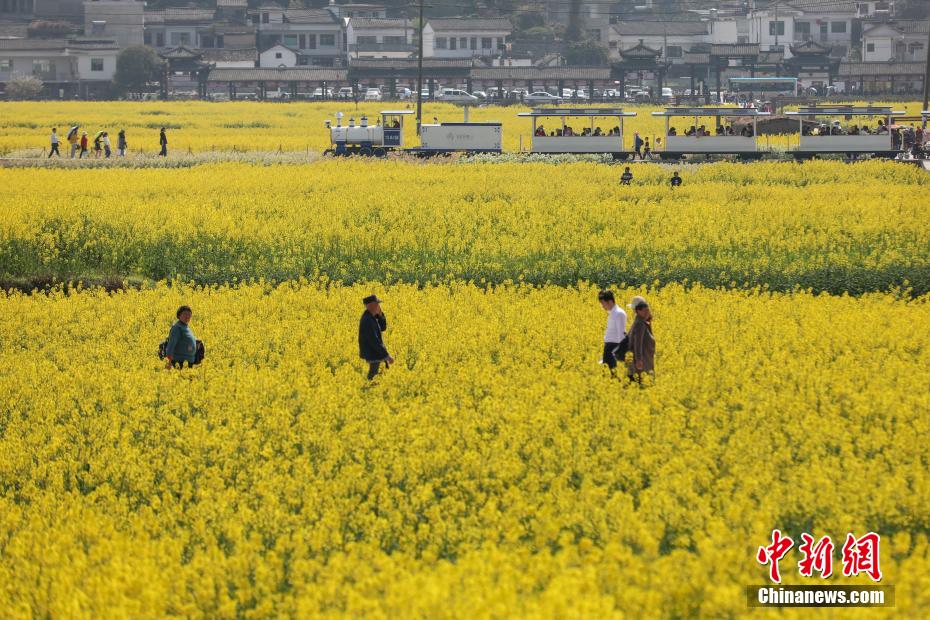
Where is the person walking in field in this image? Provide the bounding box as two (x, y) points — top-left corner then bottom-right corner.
(359, 294), (393, 380)
(620, 166), (633, 185)
(67, 126), (80, 158)
(626, 296), (655, 383)
(48, 127), (60, 157)
(643, 137), (652, 160)
(79, 131), (88, 158)
(159, 127), (168, 157)
(103, 132), (112, 158)
(670, 171), (682, 187)
(164, 305), (198, 369)
(93, 131), (104, 158)
(633, 132), (644, 159)
(598, 290), (628, 377)
(117, 129), (127, 156)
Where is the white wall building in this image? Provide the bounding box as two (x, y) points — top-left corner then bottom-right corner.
(861, 20), (926, 62)
(609, 21), (710, 62)
(0, 37), (118, 96)
(83, 0), (144, 47)
(346, 17), (413, 59)
(422, 18), (511, 59)
(259, 43), (298, 68)
(748, 0), (857, 58)
(250, 5), (343, 66)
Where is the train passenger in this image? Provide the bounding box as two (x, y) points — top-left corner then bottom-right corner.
(643, 138), (652, 160)
(598, 290), (628, 378)
(716, 125), (724, 135)
(741, 124), (754, 137)
(726, 125), (736, 136)
(876, 119), (887, 134)
(668, 127), (677, 136)
(535, 125), (546, 136)
(620, 167), (633, 185)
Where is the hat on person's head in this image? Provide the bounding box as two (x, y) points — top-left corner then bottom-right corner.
(363, 294), (383, 305)
(627, 295), (647, 310)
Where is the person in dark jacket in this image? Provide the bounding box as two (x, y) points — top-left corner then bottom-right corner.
(626, 296), (655, 383)
(670, 171), (682, 187)
(159, 127), (168, 157)
(165, 305), (197, 369)
(359, 294), (393, 380)
(620, 166), (633, 185)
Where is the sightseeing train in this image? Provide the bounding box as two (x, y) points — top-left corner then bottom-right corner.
(324, 105), (913, 160)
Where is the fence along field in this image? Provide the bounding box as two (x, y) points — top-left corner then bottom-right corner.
(0, 100), (926, 156)
(1, 159), (928, 294)
(1, 282), (929, 617)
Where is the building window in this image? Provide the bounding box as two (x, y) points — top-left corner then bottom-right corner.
(91, 20), (106, 35)
(201, 34), (214, 48)
(320, 34), (335, 46)
(795, 21), (810, 36)
(299, 34), (306, 48)
(449, 37), (457, 50)
(470, 37), (477, 50)
(275, 52), (282, 59)
(262, 12), (269, 23)
(866, 42), (875, 52)
(283, 34), (298, 47)
(497, 37), (504, 49)
(481, 37), (492, 49)
(384, 36), (405, 45)
(769, 21), (784, 36)
(306, 34), (316, 49)
(297, 56), (308, 65)
(0, 59), (11, 72)
(32, 59), (51, 76)
(435, 36), (447, 49)
(831, 21), (846, 34)
(143, 32), (151, 45)
(91, 58), (104, 71)
(459, 37), (467, 49)
(170, 32), (191, 46)
(665, 45), (682, 58)
(357, 35), (377, 44)
(156, 32), (164, 47)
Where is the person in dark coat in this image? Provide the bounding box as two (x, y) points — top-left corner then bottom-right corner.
(670, 171), (682, 187)
(159, 127), (168, 156)
(626, 296), (656, 383)
(359, 294), (393, 380)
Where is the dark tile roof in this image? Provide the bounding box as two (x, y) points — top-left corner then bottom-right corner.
(202, 48), (257, 62)
(348, 18), (412, 30)
(349, 58), (474, 69)
(838, 61), (926, 76)
(216, 0), (248, 7)
(427, 18), (512, 32)
(160, 45), (203, 59)
(612, 21), (708, 37)
(0, 19), (29, 38)
(144, 9), (216, 25)
(284, 9), (339, 25)
(206, 67), (348, 81)
(471, 66), (610, 81)
(0, 38), (67, 51)
(710, 43), (760, 56)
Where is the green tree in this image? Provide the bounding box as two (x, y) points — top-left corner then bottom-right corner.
(564, 39), (608, 66)
(113, 46), (164, 96)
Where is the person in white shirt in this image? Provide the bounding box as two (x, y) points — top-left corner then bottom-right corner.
(48, 127), (60, 158)
(598, 290), (628, 375)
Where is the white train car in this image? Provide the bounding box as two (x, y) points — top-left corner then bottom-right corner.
(517, 108), (636, 157)
(325, 110), (413, 156)
(651, 107), (770, 158)
(414, 122), (503, 154)
(786, 106), (905, 158)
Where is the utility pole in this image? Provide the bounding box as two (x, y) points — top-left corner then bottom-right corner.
(923, 10), (930, 112)
(416, 0), (425, 135)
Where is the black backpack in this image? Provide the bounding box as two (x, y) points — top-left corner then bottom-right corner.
(158, 338), (205, 365)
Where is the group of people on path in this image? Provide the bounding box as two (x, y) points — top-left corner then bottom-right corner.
(48, 126), (168, 158)
(163, 292), (656, 384)
(620, 166), (682, 187)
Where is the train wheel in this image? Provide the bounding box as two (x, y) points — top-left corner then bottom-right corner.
(360, 147), (373, 157)
(373, 147), (386, 157)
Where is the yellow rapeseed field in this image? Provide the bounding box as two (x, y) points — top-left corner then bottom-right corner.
(1, 159), (927, 293)
(1, 101), (925, 155)
(1, 282), (928, 618)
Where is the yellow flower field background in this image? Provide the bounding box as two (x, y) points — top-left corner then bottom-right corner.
(1, 159), (928, 293)
(0, 100), (925, 155)
(1, 282), (929, 618)
(2, 101), (929, 617)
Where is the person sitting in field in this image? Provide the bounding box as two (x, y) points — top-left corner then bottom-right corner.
(619, 166), (633, 185)
(164, 305), (199, 370)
